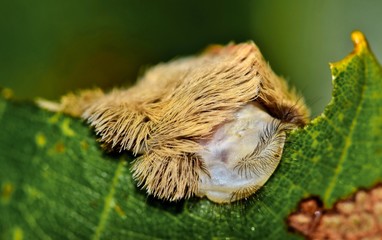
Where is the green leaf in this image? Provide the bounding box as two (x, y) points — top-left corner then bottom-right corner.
(1, 31), (381, 239)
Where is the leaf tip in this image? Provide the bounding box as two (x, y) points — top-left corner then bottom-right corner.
(351, 30), (369, 54)
(329, 31), (370, 76)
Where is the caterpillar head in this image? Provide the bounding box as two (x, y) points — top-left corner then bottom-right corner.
(196, 103), (294, 203)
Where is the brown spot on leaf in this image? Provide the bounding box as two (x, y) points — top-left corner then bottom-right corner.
(55, 142), (65, 153)
(288, 184), (382, 239)
(114, 204), (126, 218)
(1, 88), (13, 99)
(1, 182), (14, 204)
(81, 140), (89, 151)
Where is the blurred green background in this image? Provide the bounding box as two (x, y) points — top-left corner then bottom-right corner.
(0, 0), (381, 116)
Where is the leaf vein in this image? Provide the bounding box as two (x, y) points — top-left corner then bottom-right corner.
(92, 160), (126, 240)
(323, 62), (367, 204)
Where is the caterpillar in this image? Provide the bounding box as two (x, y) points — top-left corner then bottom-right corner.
(39, 42), (309, 203)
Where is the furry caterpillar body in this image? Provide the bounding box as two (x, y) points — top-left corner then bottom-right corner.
(39, 42), (309, 203)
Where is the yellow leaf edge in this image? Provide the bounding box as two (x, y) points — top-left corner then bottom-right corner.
(330, 30), (376, 74)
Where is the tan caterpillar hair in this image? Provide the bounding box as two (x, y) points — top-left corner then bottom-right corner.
(40, 42), (309, 202)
